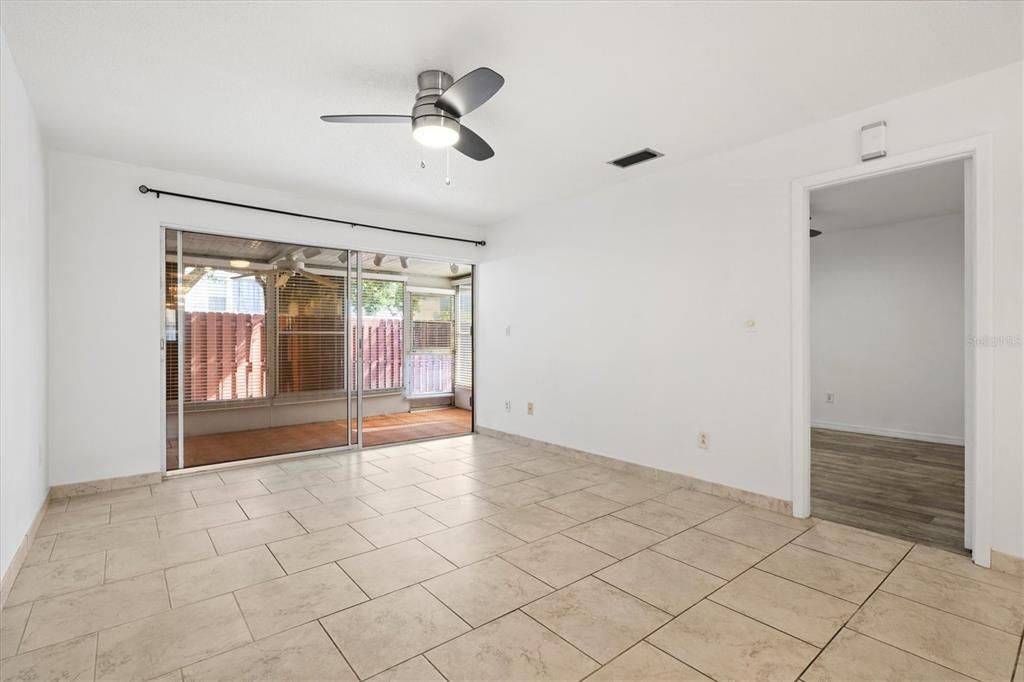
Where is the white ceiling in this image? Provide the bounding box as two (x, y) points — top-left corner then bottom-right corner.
(1, 2), (1019, 227)
(810, 160), (964, 233)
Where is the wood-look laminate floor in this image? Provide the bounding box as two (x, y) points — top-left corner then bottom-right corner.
(167, 408), (472, 470)
(810, 428), (966, 553)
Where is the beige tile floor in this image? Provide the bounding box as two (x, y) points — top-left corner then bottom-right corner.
(2, 434), (1023, 682)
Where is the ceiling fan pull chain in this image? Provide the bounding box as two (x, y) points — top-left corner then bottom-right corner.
(445, 148), (451, 186)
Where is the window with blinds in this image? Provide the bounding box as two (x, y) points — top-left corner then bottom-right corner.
(180, 267), (268, 403)
(455, 283), (472, 388)
(276, 270), (346, 395)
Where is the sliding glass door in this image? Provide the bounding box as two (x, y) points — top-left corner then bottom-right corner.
(164, 230), (474, 470)
(164, 229), (355, 470)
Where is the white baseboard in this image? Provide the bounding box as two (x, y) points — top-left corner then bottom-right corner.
(811, 420), (965, 446)
(477, 426), (791, 514)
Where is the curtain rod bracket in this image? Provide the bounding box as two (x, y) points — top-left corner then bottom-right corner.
(136, 184), (485, 247)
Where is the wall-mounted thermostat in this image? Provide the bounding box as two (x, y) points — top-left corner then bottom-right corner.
(861, 121), (887, 161)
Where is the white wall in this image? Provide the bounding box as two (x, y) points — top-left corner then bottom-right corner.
(47, 152), (482, 486)
(810, 214), (964, 444)
(0, 30), (49, 579)
(476, 62), (1023, 557)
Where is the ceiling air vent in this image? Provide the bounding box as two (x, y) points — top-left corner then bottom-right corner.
(608, 148), (664, 168)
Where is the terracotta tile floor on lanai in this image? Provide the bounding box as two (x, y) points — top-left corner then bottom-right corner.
(167, 408), (471, 470)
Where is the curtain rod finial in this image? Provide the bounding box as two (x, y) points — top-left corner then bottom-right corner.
(138, 185), (150, 194)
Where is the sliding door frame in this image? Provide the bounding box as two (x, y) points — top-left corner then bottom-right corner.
(161, 227), (362, 473)
(159, 222), (476, 473)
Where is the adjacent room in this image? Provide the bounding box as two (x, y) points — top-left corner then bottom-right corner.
(1, 3), (1022, 682)
(808, 161), (967, 552)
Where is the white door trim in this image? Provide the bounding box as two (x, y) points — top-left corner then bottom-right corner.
(790, 135), (993, 567)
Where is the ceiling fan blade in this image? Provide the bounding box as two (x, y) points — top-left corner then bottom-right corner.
(320, 114), (411, 123)
(298, 270), (339, 289)
(436, 67), (504, 117)
(453, 124), (494, 161)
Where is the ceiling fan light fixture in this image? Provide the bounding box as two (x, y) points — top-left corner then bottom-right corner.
(412, 116), (460, 148)
(229, 259), (250, 268)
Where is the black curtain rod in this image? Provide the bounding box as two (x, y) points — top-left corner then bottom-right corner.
(137, 185), (485, 247)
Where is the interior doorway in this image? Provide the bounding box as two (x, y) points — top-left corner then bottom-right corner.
(806, 160), (967, 552)
(163, 229), (473, 471)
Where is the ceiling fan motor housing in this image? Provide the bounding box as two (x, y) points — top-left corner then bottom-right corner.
(412, 70), (460, 138)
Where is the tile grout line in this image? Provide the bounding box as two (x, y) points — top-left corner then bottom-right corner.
(789, 535), (909, 572)
(643, 629), (721, 681)
(1013, 632), (1024, 682)
(873, 582), (1024, 636)
(516, 608), (604, 669)
(846, 628), (988, 682)
(92, 622), (101, 680)
(315, 619), (364, 681)
(793, 537), (916, 680)
(264, 541), (289, 576)
(229, 591), (258, 646)
(421, 652), (450, 682)
(12, 598), (38, 657)
(639, 525), (872, 677)
(901, 552), (1024, 593)
(636, 579), (735, 680)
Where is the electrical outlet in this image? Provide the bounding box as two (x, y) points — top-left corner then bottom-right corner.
(504, 400), (512, 413)
(825, 392), (835, 404)
(698, 432), (709, 449)
(527, 402), (534, 416)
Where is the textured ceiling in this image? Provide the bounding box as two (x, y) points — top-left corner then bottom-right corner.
(2, 1), (1019, 227)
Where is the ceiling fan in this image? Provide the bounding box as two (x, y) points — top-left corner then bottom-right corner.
(320, 68), (504, 161)
(229, 253), (339, 290)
